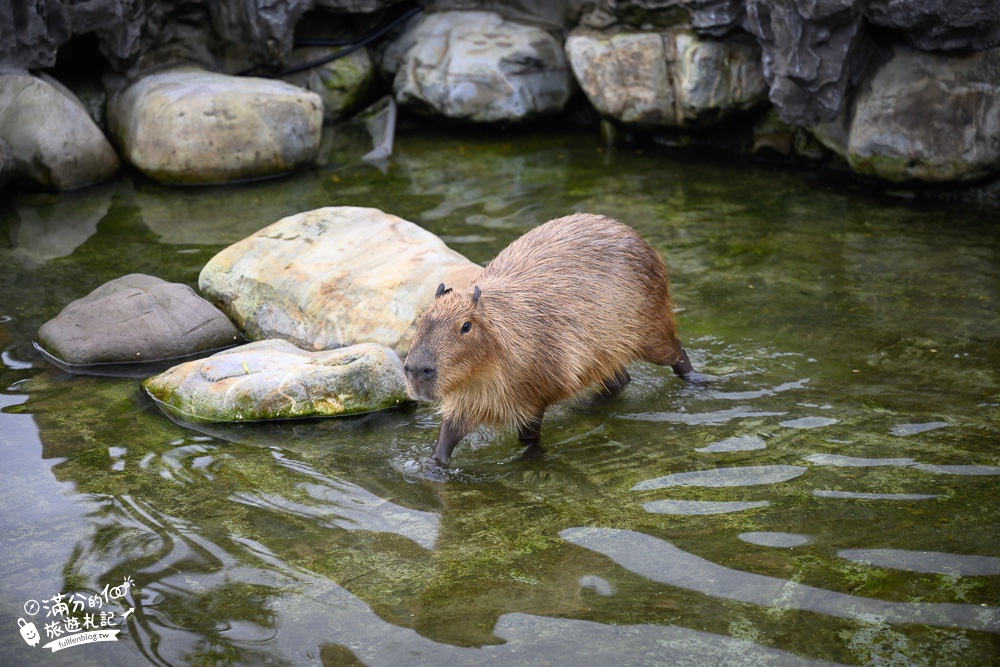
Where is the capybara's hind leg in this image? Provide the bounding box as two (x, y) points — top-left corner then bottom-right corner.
(517, 409), (545, 460)
(594, 368), (631, 403)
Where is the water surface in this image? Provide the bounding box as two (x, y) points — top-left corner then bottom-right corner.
(1, 126), (998, 665)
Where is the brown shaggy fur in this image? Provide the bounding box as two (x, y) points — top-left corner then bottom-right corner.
(405, 213), (692, 462)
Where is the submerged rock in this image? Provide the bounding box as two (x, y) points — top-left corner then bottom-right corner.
(36, 274), (240, 372)
(144, 339), (408, 422)
(848, 45), (1000, 182)
(199, 206), (482, 355)
(566, 27), (767, 127)
(0, 72), (120, 190)
(383, 10), (572, 122)
(106, 66), (323, 185)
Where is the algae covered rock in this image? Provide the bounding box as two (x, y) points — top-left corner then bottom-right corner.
(106, 66), (323, 184)
(143, 340), (408, 422)
(198, 206), (482, 356)
(847, 44), (1000, 182)
(36, 273), (241, 374)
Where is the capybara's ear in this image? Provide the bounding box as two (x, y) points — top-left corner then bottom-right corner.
(435, 283), (449, 298)
(472, 285), (481, 306)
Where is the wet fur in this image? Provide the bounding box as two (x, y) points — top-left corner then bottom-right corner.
(407, 213), (689, 455)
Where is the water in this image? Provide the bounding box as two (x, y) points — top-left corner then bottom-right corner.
(1, 126), (998, 665)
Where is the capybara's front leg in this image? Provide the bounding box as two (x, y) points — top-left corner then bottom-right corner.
(432, 418), (471, 466)
(595, 368), (631, 403)
(517, 409), (545, 460)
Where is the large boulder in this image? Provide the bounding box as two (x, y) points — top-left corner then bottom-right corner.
(0, 73), (120, 190)
(383, 10), (572, 122)
(866, 0), (1000, 53)
(143, 340), (408, 422)
(746, 0), (877, 126)
(198, 206), (483, 356)
(566, 27), (767, 127)
(36, 274), (241, 373)
(106, 66), (323, 185)
(847, 45), (1000, 182)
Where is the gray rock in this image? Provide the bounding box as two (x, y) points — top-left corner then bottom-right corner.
(746, 0), (878, 127)
(848, 44), (1000, 182)
(867, 0), (1000, 53)
(0, 0), (398, 80)
(566, 27), (767, 127)
(384, 10), (573, 122)
(143, 340), (409, 422)
(579, 0), (747, 36)
(36, 274), (241, 369)
(0, 73), (120, 191)
(283, 46), (375, 124)
(106, 66), (323, 185)
(0, 138), (12, 192)
(198, 206), (483, 356)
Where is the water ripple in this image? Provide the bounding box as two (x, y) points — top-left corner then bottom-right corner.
(812, 490), (939, 501)
(805, 454), (1000, 476)
(619, 407), (787, 425)
(560, 527), (1000, 633)
(643, 500), (771, 515)
(837, 549), (1000, 576)
(632, 465), (807, 491)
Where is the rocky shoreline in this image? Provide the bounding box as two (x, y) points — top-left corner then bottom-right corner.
(1, 1), (999, 197)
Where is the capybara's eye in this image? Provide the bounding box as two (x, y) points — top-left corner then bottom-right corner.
(460, 321), (472, 334)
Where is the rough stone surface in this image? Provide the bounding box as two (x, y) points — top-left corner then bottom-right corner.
(867, 0), (1000, 53)
(746, 0), (878, 127)
(383, 10), (572, 122)
(198, 206), (483, 356)
(847, 45), (1000, 183)
(143, 340), (408, 422)
(579, 0), (747, 36)
(0, 73), (120, 191)
(36, 274), (241, 368)
(0, 0), (399, 78)
(106, 66), (323, 185)
(566, 27), (767, 127)
(283, 46), (375, 124)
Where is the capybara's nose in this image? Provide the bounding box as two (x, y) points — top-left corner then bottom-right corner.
(404, 364), (436, 380)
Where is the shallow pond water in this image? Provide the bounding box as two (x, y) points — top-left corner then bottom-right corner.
(1, 126), (999, 666)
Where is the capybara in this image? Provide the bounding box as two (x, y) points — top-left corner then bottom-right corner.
(404, 213), (696, 464)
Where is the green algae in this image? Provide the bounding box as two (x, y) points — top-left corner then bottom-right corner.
(1, 126), (999, 665)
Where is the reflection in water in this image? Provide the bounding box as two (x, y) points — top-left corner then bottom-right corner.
(779, 416), (839, 429)
(632, 465), (807, 491)
(812, 490), (940, 501)
(889, 422), (948, 436)
(696, 435), (767, 453)
(738, 532), (812, 548)
(805, 454), (1000, 476)
(620, 407), (787, 425)
(837, 549), (1000, 576)
(561, 527), (1000, 632)
(644, 500), (771, 515)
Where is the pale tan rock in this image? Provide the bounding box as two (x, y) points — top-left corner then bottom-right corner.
(107, 66), (322, 184)
(566, 27), (767, 127)
(199, 206), (483, 355)
(0, 73), (120, 190)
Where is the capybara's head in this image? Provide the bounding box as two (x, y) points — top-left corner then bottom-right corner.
(404, 283), (495, 402)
